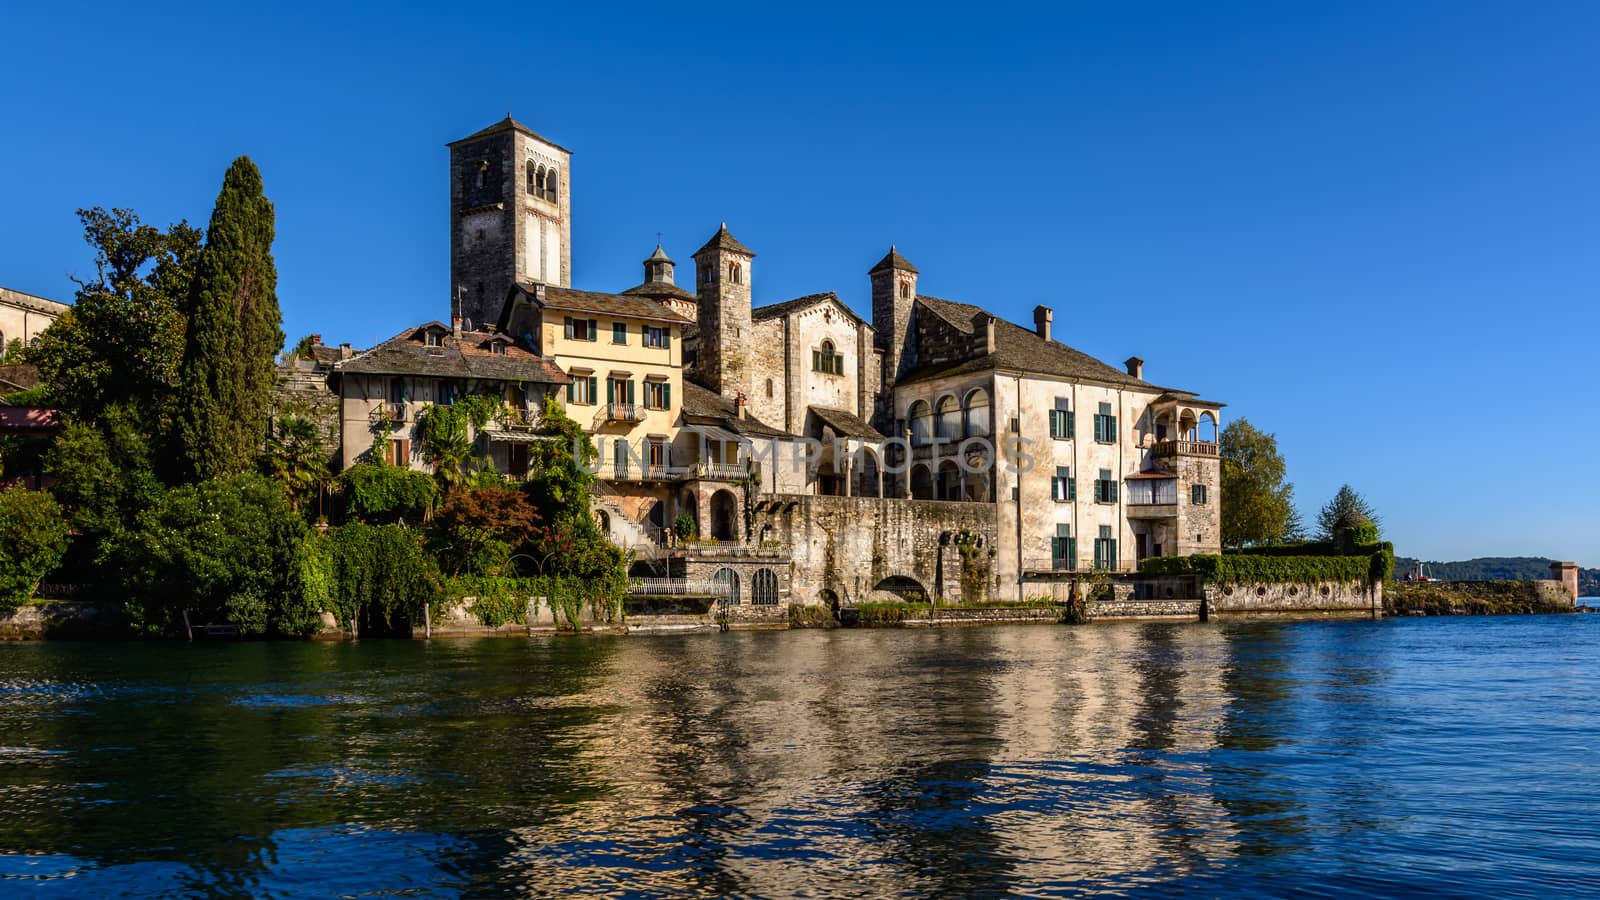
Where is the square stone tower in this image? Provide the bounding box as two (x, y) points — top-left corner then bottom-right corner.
(870, 246), (918, 384)
(693, 224), (756, 400)
(447, 115), (571, 330)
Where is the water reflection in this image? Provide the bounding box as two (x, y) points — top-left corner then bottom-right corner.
(1, 616), (1598, 897)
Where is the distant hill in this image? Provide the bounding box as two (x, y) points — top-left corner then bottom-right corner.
(1395, 556), (1599, 595)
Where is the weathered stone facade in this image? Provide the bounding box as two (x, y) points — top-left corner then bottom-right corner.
(0, 285), (68, 350)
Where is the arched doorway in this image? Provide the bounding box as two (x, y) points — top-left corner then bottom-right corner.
(710, 489), (739, 541)
(937, 460), (961, 500)
(678, 491), (698, 538)
(872, 575), (928, 604)
(712, 567), (741, 605)
(910, 464), (933, 500)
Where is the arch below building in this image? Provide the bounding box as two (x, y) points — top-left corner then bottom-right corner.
(710, 489), (739, 541)
(910, 464), (933, 501)
(873, 575), (928, 604)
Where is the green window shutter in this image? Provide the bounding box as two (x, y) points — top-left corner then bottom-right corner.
(1070, 477), (1077, 501)
(627, 379), (636, 405)
(663, 328), (671, 349)
(588, 319), (598, 341)
(1068, 411), (1076, 439)
(1051, 477), (1059, 502)
(587, 376), (597, 402)
(566, 381), (574, 403)
(564, 317), (574, 339)
(662, 382), (671, 409)
(1109, 415), (1118, 438)
(606, 378), (615, 404)
(1069, 538), (1077, 567)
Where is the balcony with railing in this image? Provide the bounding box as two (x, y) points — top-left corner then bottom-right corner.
(1152, 439), (1218, 458)
(1125, 475), (1179, 518)
(690, 461), (749, 481)
(595, 402), (647, 427)
(595, 460), (682, 482)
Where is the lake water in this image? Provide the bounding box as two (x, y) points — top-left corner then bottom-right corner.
(2, 616), (1598, 898)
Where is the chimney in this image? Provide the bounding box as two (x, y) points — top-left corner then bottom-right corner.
(734, 392), (748, 420)
(451, 315), (462, 337)
(1125, 356), (1144, 380)
(338, 342), (353, 360)
(310, 334), (323, 346)
(1033, 305), (1053, 342)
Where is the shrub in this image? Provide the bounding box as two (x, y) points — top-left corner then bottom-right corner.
(323, 524), (444, 634)
(0, 488), (70, 612)
(335, 462), (438, 523)
(121, 474), (306, 635)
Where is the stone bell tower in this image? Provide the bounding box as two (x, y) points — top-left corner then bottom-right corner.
(693, 223), (755, 401)
(447, 115), (571, 330)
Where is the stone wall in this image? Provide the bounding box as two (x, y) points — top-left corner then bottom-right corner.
(271, 362), (342, 466)
(1088, 597), (1203, 620)
(1387, 580), (1574, 615)
(0, 601), (124, 640)
(755, 494), (999, 606)
(1210, 580), (1381, 618)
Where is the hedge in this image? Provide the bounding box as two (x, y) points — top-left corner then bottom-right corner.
(1142, 552), (1386, 586)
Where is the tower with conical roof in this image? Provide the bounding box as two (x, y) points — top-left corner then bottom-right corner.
(621, 243), (698, 322)
(447, 115), (572, 329)
(870, 246), (919, 384)
(693, 224), (755, 400)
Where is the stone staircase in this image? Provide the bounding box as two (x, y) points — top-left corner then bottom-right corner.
(591, 484), (665, 561)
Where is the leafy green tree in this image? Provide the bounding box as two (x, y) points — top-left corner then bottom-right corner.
(120, 473), (306, 636)
(415, 396), (499, 492)
(1316, 484), (1382, 543)
(262, 415), (329, 511)
(25, 208), (200, 430)
(520, 395), (624, 584)
(1219, 418), (1299, 549)
(44, 405), (167, 572)
(286, 334), (317, 361)
(176, 157), (284, 482)
(0, 338), (23, 365)
(0, 487), (70, 611)
(334, 462), (439, 524)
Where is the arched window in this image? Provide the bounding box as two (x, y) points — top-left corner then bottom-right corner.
(545, 167), (558, 201)
(812, 340), (843, 375)
(899, 282), (910, 299)
(713, 567), (741, 606)
(963, 388), (991, 437)
(765, 378), (774, 398)
(526, 160), (537, 194)
(729, 262), (743, 285)
(475, 162), (486, 189)
(752, 569), (779, 606)
(908, 400), (932, 446)
(936, 395), (961, 441)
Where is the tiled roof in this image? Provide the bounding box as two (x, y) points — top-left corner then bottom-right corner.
(645, 244), (673, 264)
(620, 281), (699, 303)
(533, 285), (692, 323)
(447, 115), (571, 153)
(751, 292), (868, 327)
(899, 296), (1180, 392)
(868, 246), (918, 274)
(693, 224), (755, 258)
(337, 322), (568, 383)
(809, 406), (886, 441)
(680, 379), (793, 439)
(0, 286), (70, 315)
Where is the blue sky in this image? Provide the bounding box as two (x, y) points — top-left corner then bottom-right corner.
(3, 1), (1596, 564)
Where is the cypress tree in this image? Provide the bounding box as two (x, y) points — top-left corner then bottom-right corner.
(176, 157), (284, 482)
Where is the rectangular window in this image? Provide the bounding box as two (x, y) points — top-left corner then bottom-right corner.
(563, 317), (597, 342)
(643, 380), (671, 410)
(1094, 526), (1117, 571)
(1094, 402), (1117, 443)
(566, 374), (597, 405)
(612, 322), (628, 344)
(647, 438), (669, 469)
(1051, 523), (1075, 571)
(1095, 468), (1119, 504)
(1191, 483), (1208, 505)
(388, 438), (409, 467)
(644, 325), (670, 349)
(613, 438), (630, 477)
(606, 376), (634, 407)
(1051, 466), (1075, 502)
(1049, 398), (1074, 440)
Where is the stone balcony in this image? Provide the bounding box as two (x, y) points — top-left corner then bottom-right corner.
(1151, 439), (1218, 458)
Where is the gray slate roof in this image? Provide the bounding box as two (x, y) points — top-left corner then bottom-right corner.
(751, 292), (867, 327)
(621, 281), (699, 303)
(531, 285), (692, 323)
(447, 115), (571, 153)
(680, 379), (793, 439)
(868, 246), (918, 274)
(693, 224), (755, 258)
(901, 296), (1177, 392)
(337, 322), (568, 383)
(809, 405), (886, 441)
